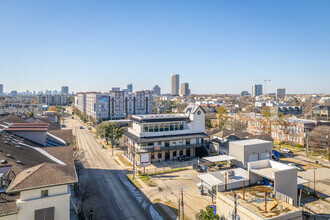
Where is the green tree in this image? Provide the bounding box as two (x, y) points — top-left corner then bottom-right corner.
(205, 116), (212, 129)
(96, 122), (125, 155)
(216, 106), (228, 128)
(199, 206), (219, 220)
(27, 110), (34, 118)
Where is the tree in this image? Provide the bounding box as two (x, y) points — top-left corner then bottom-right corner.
(199, 206), (219, 220)
(216, 106), (228, 128)
(89, 116), (95, 126)
(27, 110), (34, 118)
(260, 106), (274, 134)
(205, 116), (212, 129)
(224, 119), (246, 131)
(96, 122), (125, 156)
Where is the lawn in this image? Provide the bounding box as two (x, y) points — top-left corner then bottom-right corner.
(138, 174), (157, 187)
(117, 154), (133, 166)
(127, 174), (142, 188)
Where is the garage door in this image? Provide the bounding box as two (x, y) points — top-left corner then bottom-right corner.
(248, 153), (258, 162)
(260, 152), (269, 160)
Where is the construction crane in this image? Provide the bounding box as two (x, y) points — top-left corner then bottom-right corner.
(250, 79), (271, 97)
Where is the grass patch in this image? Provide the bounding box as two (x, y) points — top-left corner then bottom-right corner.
(139, 174), (157, 187)
(72, 136), (76, 150)
(149, 168), (188, 175)
(118, 154), (133, 166)
(152, 199), (190, 220)
(113, 159), (120, 166)
(127, 174), (142, 188)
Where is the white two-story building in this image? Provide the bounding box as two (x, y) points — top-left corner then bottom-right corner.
(124, 105), (208, 165)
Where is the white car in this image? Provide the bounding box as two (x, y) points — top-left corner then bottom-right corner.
(288, 163), (304, 171)
(281, 148), (291, 153)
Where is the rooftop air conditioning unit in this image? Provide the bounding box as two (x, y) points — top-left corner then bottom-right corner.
(227, 170), (235, 179)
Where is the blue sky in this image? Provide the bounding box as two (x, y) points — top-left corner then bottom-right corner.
(0, 0), (329, 94)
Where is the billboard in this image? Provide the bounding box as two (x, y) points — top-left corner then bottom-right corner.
(100, 96), (108, 111)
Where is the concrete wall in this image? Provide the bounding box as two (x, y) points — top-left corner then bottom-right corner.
(274, 168), (298, 206)
(0, 214), (17, 220)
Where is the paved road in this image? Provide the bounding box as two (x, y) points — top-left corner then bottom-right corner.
(64, 113), (162, 220)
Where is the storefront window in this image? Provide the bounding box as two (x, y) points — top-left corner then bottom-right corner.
(170, 124), (174, 131)
(180, 150), (183, 156)
(173, 151), (177, 157)
(143, 125), (148, 132)
(174, 123), (179, 130)
(148, 124), (154, 132)
(151, 154), (155, 159)
(180, 122), (184, 130)
(154, 124), (159, 132)
(158, 153), (162, 159)
(160, 124), (164, 132)
(164, 124), (169, 131)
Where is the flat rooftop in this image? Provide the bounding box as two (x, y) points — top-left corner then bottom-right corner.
(232, 139), (271, 146)
(220, 185), (301, 219)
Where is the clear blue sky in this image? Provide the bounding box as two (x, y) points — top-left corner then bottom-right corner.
(0, 0), (329, 94)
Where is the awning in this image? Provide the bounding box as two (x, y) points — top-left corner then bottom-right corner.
(202, 155), (235, 163)
(297, 177), (309, 185)
(197, 182), (212, 191)
(198, 173), (223, 187)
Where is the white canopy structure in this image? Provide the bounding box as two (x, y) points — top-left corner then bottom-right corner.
(202, 155), (235, 163)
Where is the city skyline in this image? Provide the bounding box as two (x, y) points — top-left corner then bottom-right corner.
(1, 1), (330, 94)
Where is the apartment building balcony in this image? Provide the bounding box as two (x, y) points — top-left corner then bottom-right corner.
(134, 143), (204, 153)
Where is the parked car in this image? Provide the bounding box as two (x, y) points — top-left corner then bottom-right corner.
(272, 154), (279, 161)
(281, 148), (291, 153)
(177, 155), (192, 162)
(193, 164), (204, 172)
(288, 163), (304, 171)
(80, 126), (83, 129)
(71, 116), (74, 119)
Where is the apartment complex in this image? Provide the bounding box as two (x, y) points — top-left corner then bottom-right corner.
(124, 105), (208, 165)
(180, 83), (190, 96)
(61, 86), (69, 95)
(312, 105), (330, 121)
(76, 91), (152, 121)
(37, 94), (68, 106)
(251, 84), (262, 97)
(171, 74), (180, 95)
(276, 87), (286, 99)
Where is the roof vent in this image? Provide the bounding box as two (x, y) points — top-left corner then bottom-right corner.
(26, 170), (31, 173)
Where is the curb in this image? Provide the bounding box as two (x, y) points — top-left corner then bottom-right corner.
(126, 176), (164, 219)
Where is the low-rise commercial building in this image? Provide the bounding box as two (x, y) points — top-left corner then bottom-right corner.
(312, 105), (330, 121)
(124, 105), (208, 165)
(229, 139), (273, 168)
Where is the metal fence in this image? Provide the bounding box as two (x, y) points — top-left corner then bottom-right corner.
(274, 191), (294, 206)
(142, 162), (194, 175)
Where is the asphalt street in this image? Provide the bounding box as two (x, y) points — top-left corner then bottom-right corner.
(64, 113), (162, 220)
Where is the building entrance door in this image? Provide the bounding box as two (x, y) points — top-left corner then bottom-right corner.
(165, 151), (170, 161)
(186, 149), (191, 157)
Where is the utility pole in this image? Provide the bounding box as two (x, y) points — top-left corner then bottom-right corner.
(177, 199), (180, 220)
(313, 167), (316, 193)
(181, 187), (184, 220)
(327, 132), (329, 162)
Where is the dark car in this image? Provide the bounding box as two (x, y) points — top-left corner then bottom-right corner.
(193, 164), (204, 172)
(177, 155), (192, 162)
(80, 126), (83, 129)
(71, 116), (74, 119)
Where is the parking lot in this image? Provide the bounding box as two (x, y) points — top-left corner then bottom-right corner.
(142, 166), (213, 220)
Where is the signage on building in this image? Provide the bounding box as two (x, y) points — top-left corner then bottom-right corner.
(154, 147), (161, 151)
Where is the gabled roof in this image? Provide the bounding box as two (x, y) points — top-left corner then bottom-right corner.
(184, 105), (206, 114)
(7, 162), (76, 193)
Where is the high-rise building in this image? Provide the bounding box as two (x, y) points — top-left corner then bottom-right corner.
(180, 83), (190, 96)
(251, 84), (263, 97)
(152, 85), (161, 96)
(0, 84), (3, 95)
(61, 86), (69, 94)
(127, 84), (133, 93)
(171, 74), (179, 95)
(276, 88), (286, 99)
